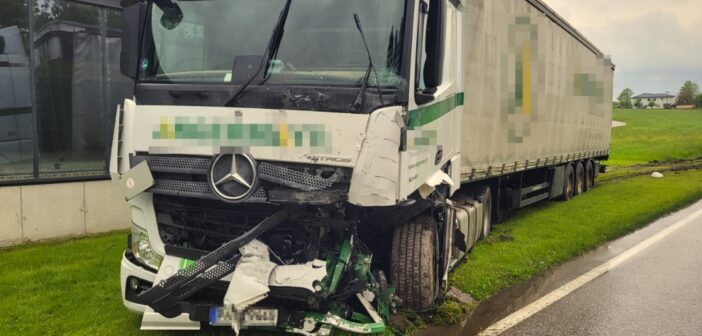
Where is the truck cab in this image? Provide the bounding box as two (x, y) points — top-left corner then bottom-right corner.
(115, 0), (460, 334)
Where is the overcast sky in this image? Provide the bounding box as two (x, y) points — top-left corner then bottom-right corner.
(544, 0), (702, 98)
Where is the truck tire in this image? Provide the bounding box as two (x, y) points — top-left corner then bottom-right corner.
(584, 160), (595, 192)
(391, 215), (438, 311)
(560, 164), (575, 201)
(574, 162), (585, 196)
(479, 187), (493, 240)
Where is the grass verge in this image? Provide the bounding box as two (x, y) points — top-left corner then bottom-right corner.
(0, 233), (147, 336)
(608, 109), (702, 167)
(448, 169), (702, 301)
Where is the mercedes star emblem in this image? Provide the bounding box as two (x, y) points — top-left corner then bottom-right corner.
(208, 154), (258, 202)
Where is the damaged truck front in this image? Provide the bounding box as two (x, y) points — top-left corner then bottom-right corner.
(115, 0), (420, 334)
(113, 0), (613, 334)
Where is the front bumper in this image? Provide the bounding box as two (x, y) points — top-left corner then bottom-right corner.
(120, 251), (156, 314)
(120, 241), (389, 335)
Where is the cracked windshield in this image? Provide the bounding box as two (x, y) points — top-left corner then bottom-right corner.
(141, 0), (406, 87)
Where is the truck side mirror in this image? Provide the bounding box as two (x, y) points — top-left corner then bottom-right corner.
(120, 0), (147, 79)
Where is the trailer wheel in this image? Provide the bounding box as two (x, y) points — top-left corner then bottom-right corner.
(479, 187), (493, 240)
(584, 160), (595, 191)
(391, 215), (438, 311)
(560, 164), (575, 201)
(574, 162), (585, 196)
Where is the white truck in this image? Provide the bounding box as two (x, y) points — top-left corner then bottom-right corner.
(112, 0), (613, 334)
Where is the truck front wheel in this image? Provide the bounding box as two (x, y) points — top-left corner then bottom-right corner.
(391, 215), (438, 311)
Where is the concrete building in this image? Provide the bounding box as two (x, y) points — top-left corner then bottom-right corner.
(632, 93), (675, 109)
(0, 0), (131, 246)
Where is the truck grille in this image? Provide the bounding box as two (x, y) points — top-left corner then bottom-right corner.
(137, 155), (268, 202)
(133, 154), (351, 203)
(154, 195), (279, 252)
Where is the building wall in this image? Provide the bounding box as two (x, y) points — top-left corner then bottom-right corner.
(636, 96), (675, 108)
(0, 180), (131, 247)
(1, 0), (132, 247)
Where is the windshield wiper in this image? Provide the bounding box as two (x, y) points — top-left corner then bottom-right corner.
(351, 13), (385, 113)
(224, 0), (292, 107)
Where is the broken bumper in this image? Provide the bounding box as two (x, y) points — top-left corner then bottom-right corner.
(121, 238), (390, 335)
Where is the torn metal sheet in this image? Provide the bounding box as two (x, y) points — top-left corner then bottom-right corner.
(223, 240), (277, 334)
(269, 259), (327, 292)
(419, 170), (455, 199)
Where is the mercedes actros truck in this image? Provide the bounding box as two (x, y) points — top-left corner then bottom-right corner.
(112, 0), (613, 334)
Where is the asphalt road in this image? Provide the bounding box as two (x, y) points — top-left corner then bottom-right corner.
(500, 200), (702, 336)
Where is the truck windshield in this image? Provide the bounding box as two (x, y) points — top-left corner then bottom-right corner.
(140, 0), (407, 88)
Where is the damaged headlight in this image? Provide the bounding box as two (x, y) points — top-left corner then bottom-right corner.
(131, 224), (163, 270)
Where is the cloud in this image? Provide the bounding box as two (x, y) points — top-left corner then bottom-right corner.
(544, 0), (702, 96)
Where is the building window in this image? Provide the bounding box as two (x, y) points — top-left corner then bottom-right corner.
(0, 0), (132, 184)
(0, 0), (33, 181)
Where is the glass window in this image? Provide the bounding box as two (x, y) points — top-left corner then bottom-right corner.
(0, 0), (132, 184)
(0, 0), (35, 181)
(141, 0), (406, 88)
(33, 0), (105, 178)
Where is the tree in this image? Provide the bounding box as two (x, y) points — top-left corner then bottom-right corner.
(695, 94), (702, 108)
(617, 88), (634, 109)
(676, 81), (700, 106)
(634, 98), (643, 109)
(647, 100), (656, 109)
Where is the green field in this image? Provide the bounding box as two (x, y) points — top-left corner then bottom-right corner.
(449, 170), (702, 301)
(607, 109), (702, 167)
(1, 109), (702, 335)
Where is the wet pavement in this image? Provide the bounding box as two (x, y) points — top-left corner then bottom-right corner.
(500, 199), (702, 336)
(419, 199), (702, 336)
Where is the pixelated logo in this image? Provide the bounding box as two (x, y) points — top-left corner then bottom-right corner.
(153, 116), (332, 153)
(502, 16), (540, 144)
(572, 73), (605, 116)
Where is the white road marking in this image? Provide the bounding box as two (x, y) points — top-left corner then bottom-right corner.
(479, 207), (702, 335)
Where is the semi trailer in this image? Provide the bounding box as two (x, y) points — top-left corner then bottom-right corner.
(112, 0), (613, 334)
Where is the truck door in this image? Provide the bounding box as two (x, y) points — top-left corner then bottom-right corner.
(400, 0), (461, 199)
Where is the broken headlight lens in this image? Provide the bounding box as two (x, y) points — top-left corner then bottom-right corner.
(131, 224), (163, 271)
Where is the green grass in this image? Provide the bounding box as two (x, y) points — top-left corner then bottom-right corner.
(449, 170), (702, 301)
(607, 109), (702, 167)
(0, 233), (139, 336)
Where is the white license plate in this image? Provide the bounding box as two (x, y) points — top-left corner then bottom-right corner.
(243, 308), (278, 327)
(210, 307), (278, 328)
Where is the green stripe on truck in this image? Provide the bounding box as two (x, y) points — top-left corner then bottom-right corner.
(407, 92), (465, 130)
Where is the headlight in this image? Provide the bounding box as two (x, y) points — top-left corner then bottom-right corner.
(131, 224), (163, 270)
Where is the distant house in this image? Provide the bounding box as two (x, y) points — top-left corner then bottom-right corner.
(632, 93), (675, 109)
